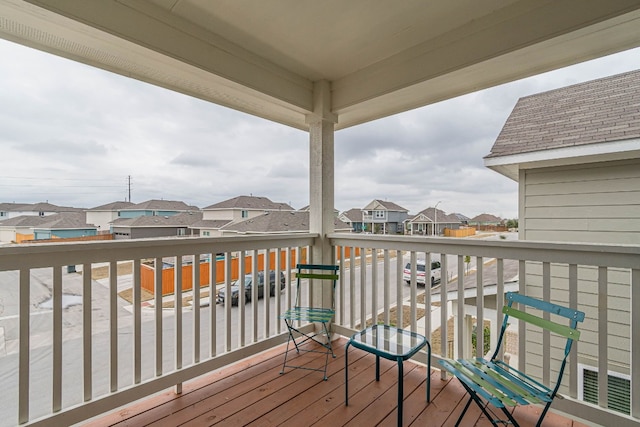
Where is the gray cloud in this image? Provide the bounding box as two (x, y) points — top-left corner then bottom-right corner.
(1, 39), (639, 217)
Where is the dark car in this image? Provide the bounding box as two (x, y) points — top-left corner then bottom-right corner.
(216, 271), (286, 305)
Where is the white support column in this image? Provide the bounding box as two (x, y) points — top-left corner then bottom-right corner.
(307, 80), (337, 309)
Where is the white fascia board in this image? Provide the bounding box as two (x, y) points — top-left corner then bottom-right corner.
(484, 138), (640, 181)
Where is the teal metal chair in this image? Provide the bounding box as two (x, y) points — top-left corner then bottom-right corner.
(439, 292), (585, 427)
(280, 264), (339, 380)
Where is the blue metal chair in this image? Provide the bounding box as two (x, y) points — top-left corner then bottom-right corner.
(439, 292), (585, 427)
(280, 264), (339, 380)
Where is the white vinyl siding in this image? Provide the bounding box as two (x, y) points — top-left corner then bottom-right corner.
(521, 158), (638, 393)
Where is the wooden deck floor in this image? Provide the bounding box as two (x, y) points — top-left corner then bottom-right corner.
(83, 338), (586, 427)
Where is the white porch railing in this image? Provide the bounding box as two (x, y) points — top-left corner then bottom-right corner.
(0, 234), (315, 426)
(0, 233), (638, 426)
(329, 233), (640, 427)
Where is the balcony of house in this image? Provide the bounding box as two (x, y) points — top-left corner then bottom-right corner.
(0, 233), (638, 426)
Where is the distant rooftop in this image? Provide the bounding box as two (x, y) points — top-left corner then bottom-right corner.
(122, 199), (197, 211)
(221, 211), (351, 234)
(88, 201), (136, 211)
(204, 196), (294, 211)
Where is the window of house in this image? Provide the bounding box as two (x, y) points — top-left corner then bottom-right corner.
(374, 210), (385, 219)
(241, 210), (248, 218)
(578, 364), (630, 415)
(202, 231), (210, 236)
(177, 228), (186, 236)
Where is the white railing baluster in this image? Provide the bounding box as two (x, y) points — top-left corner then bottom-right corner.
(360, 248), (366, 326)
(238, 251), (246, 347)
(518, 259), (526, 371)
(383, 249), (390, 325)
(397, 250), (403, 332)
(53, 266), (62, 412)
(456, 255), (464, 359)
(109, 261), (118, 392)
(19, 268), (29, 424)
(542, 261), (550, 386)
(133, 259), (141, 384)
(496, 258), (504, 361)
(175, 256), (183, 394)
(210, 253), (217, 357)
(350, 247), (356, 329)
(154, 257), (163, 376)
(598, 266), (609, 409)
(476, 257), (484, 358)
(568, 263), (578, 398)
(251, 250), (258, 343)
(338, 246), (345, 325)
(371, 248), (378, 325)
(263, 249), (269, 340)
(225, 252), (232, 352)
(82, 262), (92, 401)
(193, 253), (200, 364)
(276, 248), (282, 334)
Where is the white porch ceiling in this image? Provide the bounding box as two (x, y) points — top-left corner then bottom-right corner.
(1, 0), (640, 130)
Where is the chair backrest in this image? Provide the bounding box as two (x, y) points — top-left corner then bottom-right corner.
(493, 292), (585, 395)
(294, 263), (339, 309)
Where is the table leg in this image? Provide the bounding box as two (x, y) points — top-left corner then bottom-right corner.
(375, 355), (380, 381)
(345, 340), (351, 406)
(397, 358), (403, 426)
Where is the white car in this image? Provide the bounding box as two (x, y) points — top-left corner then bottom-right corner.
(403, 259), (441, 286)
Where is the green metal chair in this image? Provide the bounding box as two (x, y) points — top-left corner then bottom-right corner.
(280, 263), (339, 380)
(439, 292), (585, 427)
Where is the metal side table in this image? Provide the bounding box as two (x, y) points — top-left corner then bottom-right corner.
(345, 324), (431, 426)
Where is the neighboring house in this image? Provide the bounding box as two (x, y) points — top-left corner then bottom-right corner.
(111, 211), (203, 239)
(338, 208), (365, 233)
(468, 213), (502, 227)
(452, 213), (471, 225)
(0, 202), (82, 219)
(361, 200), (409, 234)
(485, 69), (640, 414)
(202, 195), (294, 224)
(85, 201), (135, 234)
(190, 219), (233, 238)
(219, 211), (352, 235)
(405, 207), (461, 236)
(31, 212), (97, 240)
(0, 215), (55, 243)
(118, 199), (197, 219)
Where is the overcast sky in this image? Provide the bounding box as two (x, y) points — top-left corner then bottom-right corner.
(1, 39), (639, 219)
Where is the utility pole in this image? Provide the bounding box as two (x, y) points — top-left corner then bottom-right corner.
(127, 175), (132, 202)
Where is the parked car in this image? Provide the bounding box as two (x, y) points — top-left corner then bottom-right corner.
(403, 259), (441, 286)
(217, 271), (286, 305)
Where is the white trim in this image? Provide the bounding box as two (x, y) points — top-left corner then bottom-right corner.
(484, 138), (640, 180)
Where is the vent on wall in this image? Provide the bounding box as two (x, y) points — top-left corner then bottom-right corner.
(578, 364), (631, 415)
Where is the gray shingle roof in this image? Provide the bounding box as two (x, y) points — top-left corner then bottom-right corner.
(0, 215), (54, 227)
(470, 213), (502, 223)
(204, 196), (294, 211)
(363, 199), (409, 212)
(222, 211), (351, 233)
(112, 212), (203, 227)
(34, 212), (95, 230)
(339, 208), (363, 222)
(123, 199), (196, 211)
(486, 69), (640, 159)
(88, 201), (135, 211)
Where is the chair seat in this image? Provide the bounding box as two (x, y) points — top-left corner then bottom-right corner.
(281, 307), (335, 323)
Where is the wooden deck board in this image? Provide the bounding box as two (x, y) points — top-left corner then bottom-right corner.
(82, 338), (582, 427)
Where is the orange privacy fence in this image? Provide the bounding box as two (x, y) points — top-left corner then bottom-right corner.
(443, 227), (476, 237)
(142, 246), (359, 296)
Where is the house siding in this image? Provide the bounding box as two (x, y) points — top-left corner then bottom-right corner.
(522, 158), (639, 386)
(522, 159), (640, 244)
